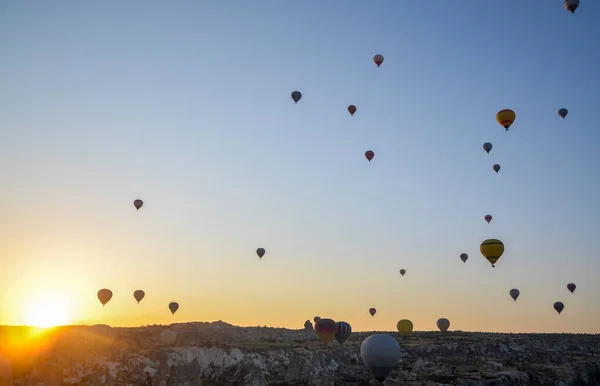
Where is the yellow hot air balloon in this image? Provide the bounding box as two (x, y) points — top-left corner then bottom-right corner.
(496, 109), (516, 131)
(396, 319), (413, 335)
(480, 239), (504, 267)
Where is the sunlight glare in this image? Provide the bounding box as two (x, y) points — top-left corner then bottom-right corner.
(24, 296), (70, 328)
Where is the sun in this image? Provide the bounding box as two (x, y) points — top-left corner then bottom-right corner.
(25, 297), (71, 328)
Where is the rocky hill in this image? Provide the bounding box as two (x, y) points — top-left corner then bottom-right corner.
(1, 322), (599, 385)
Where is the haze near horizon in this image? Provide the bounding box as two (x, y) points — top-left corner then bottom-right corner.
(1, 1), (599, 333)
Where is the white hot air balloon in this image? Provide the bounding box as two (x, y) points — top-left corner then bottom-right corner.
(437, 318), (450, 332)
(360, 334), (402, 382)
(160, 329), (177, 345)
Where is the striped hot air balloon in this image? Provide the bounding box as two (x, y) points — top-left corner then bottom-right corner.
(335, 321), (352, 344)
(480, 239), (505, 267)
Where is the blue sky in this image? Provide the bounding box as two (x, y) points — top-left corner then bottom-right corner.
(1, 1), (599, 332)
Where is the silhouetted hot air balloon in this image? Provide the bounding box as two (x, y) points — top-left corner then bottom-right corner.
(360, 334), (401, 383)
(397, 319), (413, 334)
(133, 290), (145, 304)
(564, 0), (579, 14)
(256, 248), (265, 259)
(509, 289), (520, 301)
(460, 253), (468, 263)
(567, 283), (576, 293)
(373, 54), (384, 67)
(496, 109), (516, 131)
(133, 199), (143, 211)
(558, 108), (569, 119)
(493, 164), (501, 173)
(348, 105), (357, 116)
(483, 142), (492, 154)
(399, 269), (406, 276)
(291, 91), (302, 104)
(169, 302), (179, 315)
(160, 329), (177, 345)
(97, 289), (113, 307)
(335, 321), (352, 345)
(437, 318), (450, 332)
(365, 150), (375, 162)
(554, 302), (565, 314)
(369, 308), (376, 317)
(314, 316), (321, 323)
(480, 239), (504, 267)
(485, 214), (492, 224)
(315, 318), (338, 345)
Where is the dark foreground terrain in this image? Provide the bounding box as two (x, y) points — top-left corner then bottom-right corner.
(1, 322), (599, 385)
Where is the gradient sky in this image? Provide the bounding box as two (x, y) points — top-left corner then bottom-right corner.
(1, 1), (599, 333)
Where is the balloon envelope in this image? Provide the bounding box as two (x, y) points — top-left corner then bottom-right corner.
(348, 105), (357, 115)
(335, 321), (352, 345)
(567, 283), (576, 293)
(397, 319), (413, 334)
(509, 289), (520, 301)
(554, 302), (565, 314)
(256, 248), (265, 259)
(133, 290), (145, 304)
(369, 308), (376, 316)
(483, 142), (492, 154)
(480, 239), (504, 267)
(97, 289), (113, 306)
(315, 318), (337, 345)
(360, 334), (401, 382)
(291, 91), (302, 103)
(373, 54), (384, 67)
(314, 316), (321, 323)
(485, 214), (492, 223)
(160, 329), (177, 345)
(493, 164), (501, 173)
(399, 269), (406, 276)
(460, 253), (468, 263)
(564, 0), (579, 13)
(558, 108), (568, 119)
(365, 150), (375, 162)
(496, 109), (516, 130)
(133, 199), (143, 210)
(437, 318), (450, 332)
(169, 302), (179, 315)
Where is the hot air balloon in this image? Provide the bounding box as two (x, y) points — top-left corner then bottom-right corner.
(348, 105), (357, 116)
(360, 334), (401, 383)
(335, 321), (352, 345)
(160, 329), (177, 345)
(397, 319), (413, 334)
(373, 54), (384, 67)
(399, 269), (406, 276)
(496, 109), (516, 131)
(315, 318), (338, 345)
(567, 283), (576, 293)
(256, 248), (265, 259)
(554, 302), (565, 314)
(493, 164), (501, 173)
(437, 318), (450, 332)
(314, 316), (321, 323)
(564, 0), (579, 13)
(480, 239), (504, 267)
(365, 150), (374, 162)
(168, 302), (179, 315)
(483, 142), (492, 154)
(558, 108), (569, 119)
(291, 91), (302, 104)
(460, 253), (468, 263)
(133, 290), (145, 304)
(97, 289), (113, 307)
(509, 288), (520, 301)
(133, 199), (143, 211)
(369, 308), (377, 317)
(485, 214), (492, 224)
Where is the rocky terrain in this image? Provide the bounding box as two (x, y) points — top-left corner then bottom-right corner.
(1, 322), (599, 385)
